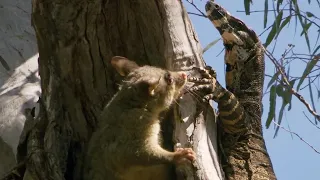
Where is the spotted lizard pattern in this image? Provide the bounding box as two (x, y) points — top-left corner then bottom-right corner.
(189, 1), (276, 180)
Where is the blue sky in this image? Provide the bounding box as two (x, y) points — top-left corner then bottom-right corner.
(184, 1), (320, 179)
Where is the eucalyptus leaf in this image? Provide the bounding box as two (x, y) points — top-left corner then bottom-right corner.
(276, 16), (291, 39)
(274, 103), (286, 138)
(203, 38), (221, 54)
(300, 23), (312, 36)
(306, 11), (314, 17)
(265, 23), (277, 47)
(296, 57), (319, 91)
(264, 0), (268, 28)
(277, 0), (283, 12)
(308, 78), (317, 122)
(266, 85), (277, 128)
(244, 0), (251, 15)
(267, 71), (280, 88)
(276, 84), (285, 97)
(312, 45), (320, 56)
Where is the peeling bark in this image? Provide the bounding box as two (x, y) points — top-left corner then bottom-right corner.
(13, 0), (223, 179)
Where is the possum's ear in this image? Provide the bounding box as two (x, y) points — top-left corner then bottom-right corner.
(148, 77), (161, 96)
(111, 56), (140, 76)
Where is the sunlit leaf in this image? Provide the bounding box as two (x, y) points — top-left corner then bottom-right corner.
(244, 0), (251, 15)
(266, 85), (277, 128)
(308, 78), (317, 121)
(297, 57), (319, 91)
(203, 38), (221, 54)
(274, 103), (286, 138)
(267, 71), (280, 88)
(264, 0), (268, 28)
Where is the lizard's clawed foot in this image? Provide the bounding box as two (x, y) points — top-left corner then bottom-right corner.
(187, 66), (217, 102)
(192, 66), (217, 79)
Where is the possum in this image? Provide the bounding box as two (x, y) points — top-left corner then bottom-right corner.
(84, 56), (196, 180)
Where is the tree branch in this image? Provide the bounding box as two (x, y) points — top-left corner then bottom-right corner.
(303, 111), (320, 130)
(272, 120), (320, 154)
(263, 48), (320, 121)
(188, 12), (207, 17)
(185, 0), (207, 17)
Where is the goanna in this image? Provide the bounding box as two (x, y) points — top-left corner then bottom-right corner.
(189, 1), (276, 180)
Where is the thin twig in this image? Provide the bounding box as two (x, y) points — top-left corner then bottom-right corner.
(263, 48), (320, 121)
(272, 120), (320, 154)
(185, 0), (207, 17)
(187, 12), (207, 17)
(258, 15), (296, 37)
(300, 74), (320, 90)
(303, 111), (320, 130)
(236, 9), (292, 13)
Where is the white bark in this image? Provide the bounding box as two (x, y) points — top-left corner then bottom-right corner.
(162, 1), (223, 179)
(0, 0), (40, 176)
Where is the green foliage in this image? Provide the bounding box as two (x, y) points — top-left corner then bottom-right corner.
(264, 10), (283, 47)
(266, 85), (277, 128)
(244, 0), (252, 15)
(296, 57), (319, 91)
(264, 0), (268, 28)
(243, 0), (320, 133)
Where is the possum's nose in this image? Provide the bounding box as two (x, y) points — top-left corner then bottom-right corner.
(176, 72), (187, 88)
(181, 73), (187, 80)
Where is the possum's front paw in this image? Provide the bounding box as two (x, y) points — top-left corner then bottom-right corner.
(173, 148), (196, 164)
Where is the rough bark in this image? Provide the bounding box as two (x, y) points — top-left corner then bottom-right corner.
(13, 0), (223, 179)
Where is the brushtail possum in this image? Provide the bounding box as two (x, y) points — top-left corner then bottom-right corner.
(84, 56), (195, 180)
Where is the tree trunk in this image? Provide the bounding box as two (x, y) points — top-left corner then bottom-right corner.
(13, 0), (224, 179)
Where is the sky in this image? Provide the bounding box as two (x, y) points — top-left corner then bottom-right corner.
(184, 1), (320, 180)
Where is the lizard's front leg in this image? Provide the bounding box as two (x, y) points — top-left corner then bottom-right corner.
(188, 67), (246, 134)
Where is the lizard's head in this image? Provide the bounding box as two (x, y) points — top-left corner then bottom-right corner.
(111, 56), (187, 112)
(205, 1), (263, 94)
(205, 1), (231, 31)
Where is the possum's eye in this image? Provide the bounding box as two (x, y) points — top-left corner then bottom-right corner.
(165, 72), (173, 85)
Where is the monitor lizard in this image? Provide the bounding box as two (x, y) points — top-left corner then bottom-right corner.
(189, 1), (276, 180)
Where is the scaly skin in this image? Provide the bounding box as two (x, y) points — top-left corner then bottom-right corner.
(189, 1), (276, 180)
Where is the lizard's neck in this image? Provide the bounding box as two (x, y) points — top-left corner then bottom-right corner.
(225, 44), (265, 103)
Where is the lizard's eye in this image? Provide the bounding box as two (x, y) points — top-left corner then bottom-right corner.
(165, 72), (173, 85)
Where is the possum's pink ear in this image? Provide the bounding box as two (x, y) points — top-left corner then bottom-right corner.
(111, 56), (140, 76)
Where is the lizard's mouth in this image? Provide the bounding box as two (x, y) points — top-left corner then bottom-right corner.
(205, 1), (226, 20)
